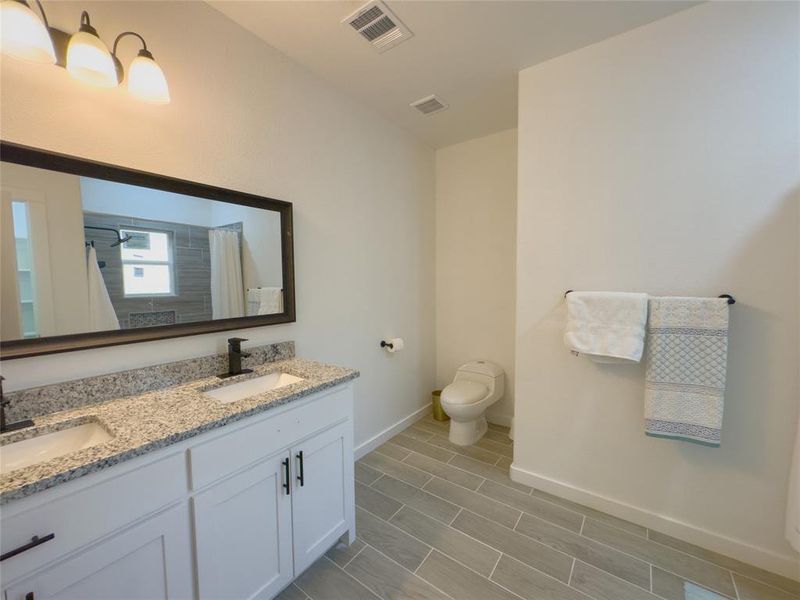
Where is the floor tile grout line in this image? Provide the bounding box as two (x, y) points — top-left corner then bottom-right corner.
(449, 507), (463, 526)
(413, 547), (434, 574)
(368, 473), (385, 488)
(730, 570), (740, 600)
(568, 557), (577, 586)
(488, 552), (502, 580)
(649, 563), (653, 592)
(579, 515), (586, 535)
(320, 554), (381, 599)
(386, 501), (406, 522)
(352, 540), (457, 600)
(341, 542), (367, 569)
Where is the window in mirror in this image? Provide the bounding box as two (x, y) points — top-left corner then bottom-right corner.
(120, 229), (174, 297)
(11, 201), (38, 338)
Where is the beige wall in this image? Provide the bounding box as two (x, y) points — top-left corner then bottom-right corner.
(0, 1), (436, 448)
(515, 2), (799, 576)
(435, 129), (517, 424)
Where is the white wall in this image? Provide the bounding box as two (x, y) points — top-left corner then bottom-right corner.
(514, 1), (799, 576)
(435, 129), (517, 424)
(0, 1), (436, 448)
(80, 178), (215, 227)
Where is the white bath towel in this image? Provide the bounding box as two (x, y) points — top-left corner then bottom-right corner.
(564, 291), (648, 363)
(87, 246), (120, 331)
(246, 287), (283, 315)
(644, 297), (729, 446)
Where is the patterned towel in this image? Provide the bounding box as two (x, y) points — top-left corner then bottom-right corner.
(644, 297), (730, 446)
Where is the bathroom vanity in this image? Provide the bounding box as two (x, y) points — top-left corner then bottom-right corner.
(0, 347), (358, 600)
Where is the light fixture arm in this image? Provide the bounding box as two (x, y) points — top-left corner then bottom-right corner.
(112, 31), (148, 57)
(31, 0), (49, 29)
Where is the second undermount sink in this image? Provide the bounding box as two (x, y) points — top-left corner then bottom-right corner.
(0, 421), (113, 475)
(204, 372), (304, 404)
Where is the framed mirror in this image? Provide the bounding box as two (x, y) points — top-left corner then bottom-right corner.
(0, 142), (295, 359)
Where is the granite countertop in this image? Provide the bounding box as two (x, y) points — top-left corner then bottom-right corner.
(0, 358), (358, 505)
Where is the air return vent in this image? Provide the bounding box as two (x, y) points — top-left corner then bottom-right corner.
(342, 1), (413, 53)
(410, 95), (448, 116)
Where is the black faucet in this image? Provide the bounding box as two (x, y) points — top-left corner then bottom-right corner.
(0, 376), (34, 434)
(220, 338), (253, 379)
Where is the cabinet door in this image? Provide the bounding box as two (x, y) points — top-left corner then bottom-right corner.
(3, 503), (193, 600)
(291, 421), (354, 574)
(193, 452), (293, 600)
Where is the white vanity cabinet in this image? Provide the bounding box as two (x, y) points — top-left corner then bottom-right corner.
(1, 382), (355, 600)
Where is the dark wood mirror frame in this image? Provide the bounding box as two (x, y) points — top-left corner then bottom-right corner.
(0, 141), (295, 360)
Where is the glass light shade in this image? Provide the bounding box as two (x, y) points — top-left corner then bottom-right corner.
(127, 53), (169, 104)
(0, 0), (56, 64)
(66, 29), (116, 88)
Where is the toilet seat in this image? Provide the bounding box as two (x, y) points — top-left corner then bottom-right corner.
(442, 381), (487, 405)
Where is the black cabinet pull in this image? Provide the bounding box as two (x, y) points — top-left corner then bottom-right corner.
(296, 451), (304, 486)
(282, 457), (290, 495)
(1, 533), (55, 562)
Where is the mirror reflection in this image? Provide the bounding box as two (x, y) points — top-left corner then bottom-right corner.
(1, 161), (284, 342)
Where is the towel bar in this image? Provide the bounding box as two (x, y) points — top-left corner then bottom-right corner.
(564, 290), (735, 304)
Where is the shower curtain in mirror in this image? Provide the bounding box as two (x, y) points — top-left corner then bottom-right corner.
(209, 229), (245, 319)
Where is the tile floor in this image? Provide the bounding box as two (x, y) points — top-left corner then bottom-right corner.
(278, 416), (800, 600)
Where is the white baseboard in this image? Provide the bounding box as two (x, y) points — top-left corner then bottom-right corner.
(510, 464), (800, 581)
(354, 404), (431, 460)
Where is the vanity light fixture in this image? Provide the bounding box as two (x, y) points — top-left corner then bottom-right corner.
(66, 11), (117, 88)
(112, 32), (170, 105)
(0, 2), (170, 104)
(0, 0), (56, 64)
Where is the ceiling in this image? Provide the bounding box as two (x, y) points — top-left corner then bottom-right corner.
(210, 1), (698, 149)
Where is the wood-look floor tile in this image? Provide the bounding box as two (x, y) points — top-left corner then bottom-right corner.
(355, 462), (382, 486)
(428, 435), (500, 464)
(478, 480), (583, 533)
(424, 476), (521, 528)
(581, 519), (736, 597)
(734, 574), (800, 600)
(403, 451), (484, 491)
(649, 530), (800, 597)
(275, 583), (309, 600)
(495, 456), (513, 472)
(474, 437), (514, 458)
(651, 567), (733, 600)
(355, 507), (431, 572)
(390, 434), (456, 463)
(529, 489), (647, 537)
(326, 538), (366, 568)
(569, 561), (660, 600)
(295, 556), (379, 600)
(373, 442), (411, 461)
(515, 513), (650, 589)
(356, 481), (403, 520)
(416, 550), (520, 600)
(372, 475), (460, 524)
(413, 419), (451, 436)
(449, 454), (533, 493)
(483, 428), (513, 445)
(452, 510), (574, 582)
(345, 545), (451, 600)
(491, 554), (591, 600)
(402, 426), (436, 442)
(360, 452), (431, 488)
(390, 505), (500, 576)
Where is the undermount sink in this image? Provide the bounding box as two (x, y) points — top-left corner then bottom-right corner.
(204, 372), (304, 404)
(0, 421), (113, 475)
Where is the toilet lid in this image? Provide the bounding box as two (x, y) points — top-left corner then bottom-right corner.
(442, 380), (488, 405)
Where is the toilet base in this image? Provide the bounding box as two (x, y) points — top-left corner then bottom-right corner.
(448, 415), (488, 446)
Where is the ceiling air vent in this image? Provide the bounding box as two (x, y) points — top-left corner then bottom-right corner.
(410, 95), (448, 116)
(342, 1), (413, 53)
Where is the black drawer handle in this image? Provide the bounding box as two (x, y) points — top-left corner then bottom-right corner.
(1, 533), (55, 561)
(296, 451), (304, 486)
(282, 457), (290, 495)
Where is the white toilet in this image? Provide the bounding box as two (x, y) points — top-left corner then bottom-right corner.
(441, 361), (505, 446)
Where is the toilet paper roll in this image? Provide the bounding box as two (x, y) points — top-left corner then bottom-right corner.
(386, 338), (404, 353)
